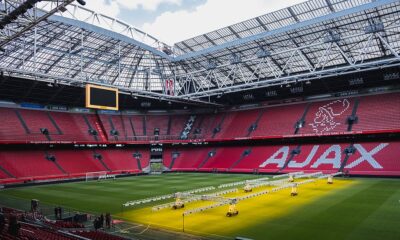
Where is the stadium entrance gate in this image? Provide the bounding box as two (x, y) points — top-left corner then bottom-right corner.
(150, 144), (163, 174)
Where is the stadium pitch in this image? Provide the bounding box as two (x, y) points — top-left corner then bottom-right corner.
(0, 173), (399, 240)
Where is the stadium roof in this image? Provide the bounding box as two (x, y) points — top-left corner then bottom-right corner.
(0, 0), (399, 106)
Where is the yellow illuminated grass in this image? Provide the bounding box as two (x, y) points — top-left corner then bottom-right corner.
(117, 179), (356, 238)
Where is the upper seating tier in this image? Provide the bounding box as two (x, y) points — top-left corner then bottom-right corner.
(0, 92), (399, 143)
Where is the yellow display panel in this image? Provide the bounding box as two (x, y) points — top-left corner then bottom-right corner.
(85, 84), (119, 111)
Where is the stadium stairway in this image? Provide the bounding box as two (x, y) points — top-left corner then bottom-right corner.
(108, 115), (120, 141)
(170, 114), (189, 138)
(46, 112), (63, 135)
(168, 152), (179, 169)
(346, 98), (360, 131)
(93, 150), (111, 172)
(45, 151), (68, 175)
(294, 103), (310, 134)
(247, 109), (265, 137)
(0, 163), (15, 179)
(94, 116), (108, 142)
(338, 144), (356, 173)
(190, 114), (205, 138)
(279, 145), (302, 172)
(19, 109), (61, 141)
(135, 152), (143, 171)
(229, 148), (252, 170)
(14, 109), (31, 135)
(197, 149), (217, 170)
(217, 110), (255, 139)
(180, 115), (196, 139)
(211, 113), (227, 139)
(83, 114), (101, 142)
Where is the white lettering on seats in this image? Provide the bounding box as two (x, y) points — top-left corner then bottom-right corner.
(344, 143), (388, 169)
(288, 145), (319, 168)
(309, 99), (350, 134)
(311, 145), (342, 169)
(259, 146), (289, 168)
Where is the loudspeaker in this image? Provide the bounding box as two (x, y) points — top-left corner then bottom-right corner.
(110, 129), (119, 136)
(40, 128), (49, 135)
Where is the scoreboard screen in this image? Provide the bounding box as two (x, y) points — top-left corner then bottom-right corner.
(86, 84), (119, 110)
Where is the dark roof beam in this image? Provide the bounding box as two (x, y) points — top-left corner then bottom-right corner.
(325, 0), (336, 13)
(228, 26), (241, 39)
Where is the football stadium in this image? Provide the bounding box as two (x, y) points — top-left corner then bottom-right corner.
(0, 0), (399, 239)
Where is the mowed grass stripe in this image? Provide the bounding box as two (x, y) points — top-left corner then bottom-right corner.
(240, 179), (400, 240)
(343, 180), (400, 240)
(2, 174), (396, 240)
(0, 173), (265, 214)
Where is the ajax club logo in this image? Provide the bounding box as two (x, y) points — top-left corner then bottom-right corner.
(309, 99), (350, 134)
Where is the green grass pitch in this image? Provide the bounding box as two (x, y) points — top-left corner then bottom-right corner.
(0, 173), (399, 240)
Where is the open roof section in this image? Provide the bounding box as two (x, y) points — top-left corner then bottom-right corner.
(0, 0), (399, 105)
(46, 2), (172, 58)
(173, 0), (400, 99)
(173, 0), (394, 58)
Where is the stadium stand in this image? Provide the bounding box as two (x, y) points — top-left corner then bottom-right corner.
(170, 114), (190, 139)
(230, 146), (294, 173)
(0, 206), (125, 240)
(50, 112), (103, 142)
(0, 107), (33, 142)
(163, 147), (214, 171)
(128, 115), (145, 139)
(145, 114), (170, 137)
(219, 110), (259, 139)
(189, 113), (213, 139)
(298, 98), (354, 135)
(1, 1), (400, 239)
(0, 142), (400, 183)
(200, 147), (247, 171)
(252, 103), (305, 137)
(0, 108), (102, 143)
(0, 92), (399, 144)
(0, 150), (65, 179)
(344, 142), (400, 176)
(0, 92), (399, 185)
(283, 144), (347, 174)
(163, 141), (400, 176)
(95, 149), (143, 173)
(352, 93), (400, 132)
(51, 150), (108, 175)
(0, 148), (150, 184)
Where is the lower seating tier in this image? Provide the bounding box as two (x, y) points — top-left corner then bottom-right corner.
(0, 141), (399, 185)
(0, 149), (149, 184)
(165, 141), (400, 176)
